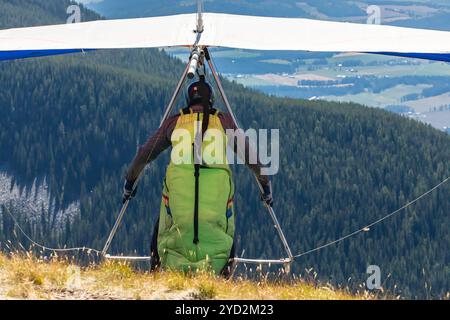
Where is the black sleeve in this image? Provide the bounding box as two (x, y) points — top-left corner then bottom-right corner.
(125, 115), (178, 183)
(219, 112), (271, 188)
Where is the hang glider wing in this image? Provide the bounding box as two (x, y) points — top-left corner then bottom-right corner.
(1, 13), (450, 62)
(199, 13), (450, 62)
(0, 14), (199, 61)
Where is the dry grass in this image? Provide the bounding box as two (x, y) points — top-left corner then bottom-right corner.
(0, 252), (370, 300)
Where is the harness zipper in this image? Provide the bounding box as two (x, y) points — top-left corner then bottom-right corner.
(193, 112), (201, 245)
(193, 163), (200, 244)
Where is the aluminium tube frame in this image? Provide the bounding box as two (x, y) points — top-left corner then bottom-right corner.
(204, 48), (293, 273)
(103, 47), (294, 275)
(102, 56), (192, 261)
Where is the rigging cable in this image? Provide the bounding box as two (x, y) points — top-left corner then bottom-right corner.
(1, 205), (102, 255)
(2, 175), (448, 259)
(292, 175), (450, 259)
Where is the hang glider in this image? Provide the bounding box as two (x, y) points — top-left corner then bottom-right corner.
(3, 5), (449, 269)
(1, 13), (450, 62)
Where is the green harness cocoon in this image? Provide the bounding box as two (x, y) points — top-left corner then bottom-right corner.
(157, 109), (235, 274)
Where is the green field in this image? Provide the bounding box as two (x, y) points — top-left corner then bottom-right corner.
(166, 48), (450, 131)
(298, 61), (450, 79)
(321, 84), (431, 108)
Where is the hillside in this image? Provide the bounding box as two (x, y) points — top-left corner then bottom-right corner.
(0, 253), (366, 300)
(0, 0), (449, 300)
(86, 0), (450, 131)
(86, 0), (450, 30)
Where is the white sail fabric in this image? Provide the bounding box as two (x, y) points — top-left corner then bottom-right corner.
(1, 12), (450, 61)
(0, 14), (199, 51)
(201, 13), (450, 53)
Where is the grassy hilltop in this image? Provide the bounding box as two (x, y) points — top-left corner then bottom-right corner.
(0, 253), (369, 300)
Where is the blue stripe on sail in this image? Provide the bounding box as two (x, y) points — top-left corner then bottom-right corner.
(0, 49), (93, 61)
(368, 52), (450, 63)
(1, 50), (449, 63)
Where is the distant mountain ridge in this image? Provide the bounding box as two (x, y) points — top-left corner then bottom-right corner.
(85, 0), (450, 31)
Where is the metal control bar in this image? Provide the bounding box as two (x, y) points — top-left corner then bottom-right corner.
(103, 47), (294, 276)
(102, 51), (195, 260)
(204, 48), (293, 273)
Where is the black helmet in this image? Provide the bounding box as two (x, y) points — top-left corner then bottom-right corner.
(186, 77), (215, 107)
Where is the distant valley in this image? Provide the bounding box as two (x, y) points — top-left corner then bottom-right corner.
(83, 0), (450, 131)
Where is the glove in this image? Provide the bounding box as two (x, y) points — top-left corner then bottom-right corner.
(122, 180), (137, 204)
(261, 181), (273, 207)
